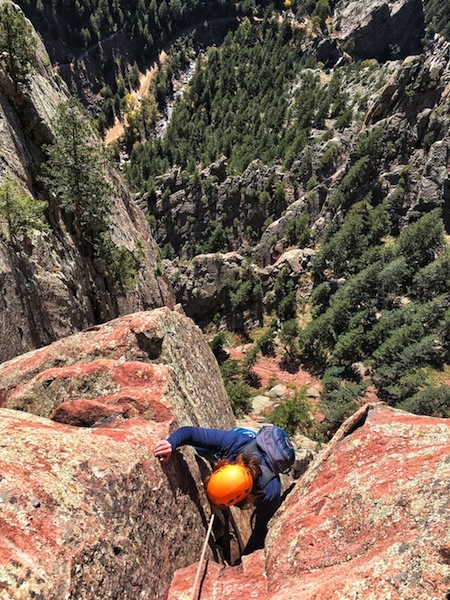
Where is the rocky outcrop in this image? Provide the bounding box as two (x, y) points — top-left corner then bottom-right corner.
(0, 308), (236, 599)
(162, 248), (314, 328)
(0, 308), (231, 423)
(162, 252), (256, 324)
(167, 403), (450, 598)
(334, 0), (425, 61)
(140, 158), (292, 259)
(0, 2), (172, 362)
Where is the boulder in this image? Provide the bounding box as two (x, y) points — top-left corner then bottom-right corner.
(267, 384), (287, 399)
(0, 308), (237, 599)
(251, 395), (273, 414)
(305, 386), (320, 399)
(269, 249), (306, 275)
(167, 403), (450, 598)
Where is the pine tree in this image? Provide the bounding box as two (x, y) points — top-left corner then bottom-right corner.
(0, 3), (37, 84)
(42, 99), (111, 246)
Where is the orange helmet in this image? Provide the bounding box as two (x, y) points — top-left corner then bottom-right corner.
(206, 463), (253, 508)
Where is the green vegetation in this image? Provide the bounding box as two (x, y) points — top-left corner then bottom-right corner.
(10, 0), (448, 435)
(42, 99), (111, 245)
(209, 332), (227, 359)
(423, 0), (450, 38)
(268, 386), (312, 436)
(18, 0), (241, 53)
(299, 206), (450, 424)
(285, 214), (311, 248)
(219, 358), (252, 417)
(0, 179), (48, 244)
(42, 99), (143, 289)
(98, 34), (197, 136)
(125, 17), (353, 188)
(317, 367), (368, 438)
(0, 3), (37, 84)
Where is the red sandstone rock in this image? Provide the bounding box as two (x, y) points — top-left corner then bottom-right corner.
(0, 308), (236, 599)
(0, 308), (230, 427)
(167, 403), (450, 599)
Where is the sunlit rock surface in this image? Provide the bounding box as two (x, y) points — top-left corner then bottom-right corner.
(168, 403), (450, 599)
(0, 308), (235, 599)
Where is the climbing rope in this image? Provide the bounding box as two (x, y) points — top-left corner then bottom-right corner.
(190, 513), (215, 600)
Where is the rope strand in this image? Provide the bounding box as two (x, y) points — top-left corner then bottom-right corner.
(190, 513), (215, 600)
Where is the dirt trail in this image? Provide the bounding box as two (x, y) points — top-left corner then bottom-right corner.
(104, 50), (168, 145)
(103, 16), (241, 146)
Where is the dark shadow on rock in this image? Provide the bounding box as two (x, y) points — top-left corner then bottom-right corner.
(135, 331), (163, 360)
(160, 452), (222, 563)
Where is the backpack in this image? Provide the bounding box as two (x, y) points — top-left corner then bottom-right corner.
(243, 425), (295, 487)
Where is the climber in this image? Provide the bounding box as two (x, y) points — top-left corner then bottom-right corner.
(152, 425), (295, 555)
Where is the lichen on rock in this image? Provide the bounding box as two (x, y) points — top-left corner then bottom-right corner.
(167, 404), (450, 599)
(0, 308), (236, 599)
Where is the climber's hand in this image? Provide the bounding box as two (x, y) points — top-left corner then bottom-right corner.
(153, 440), (173, 463)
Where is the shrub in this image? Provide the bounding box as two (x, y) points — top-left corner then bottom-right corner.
(209, 332), (227, 360)
(285, 214), (311, 248)
(311, 282), (333, 317)
(412, 249), (450, 301)
(0, 179), (48, 244)
(97, 235), (143, 290)
(220, 359), (241, 384)
(399, 385), (450, 418)
(319, 381), (368, 439)
(378, 256), (411, 296)
(225, 380), (252, 417)
(229, 279), (253, 312)
(268, 387), (312, 436)
(396, 209), (445, 272)
(257, 326), (276, 357)
(333, 326), (365, 364)
(159, 242), (176, 260)
(0, 3), (37, 84)
(277, 290), (297, 322)
(314, 200), (389, 278)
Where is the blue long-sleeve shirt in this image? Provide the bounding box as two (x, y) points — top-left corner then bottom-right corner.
(167, 426), (282, 554)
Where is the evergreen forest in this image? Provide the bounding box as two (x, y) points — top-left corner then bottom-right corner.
(121, 7), (450, 439)
(7, 0), (450, 441)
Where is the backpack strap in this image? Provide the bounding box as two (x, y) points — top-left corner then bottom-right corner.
(242, 439), (277, 488)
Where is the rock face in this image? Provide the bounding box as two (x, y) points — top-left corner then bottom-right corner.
(167, 403), (450, 598)
(0, 308), (236, 599)
(334, 0), (425, 61)
(140, 158), (291, 260)
(0, 3), (172, 363)
(162, 248), (314, 329)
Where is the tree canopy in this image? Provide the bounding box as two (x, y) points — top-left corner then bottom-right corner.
(42, 99), (111, 245)
(0, 3), (37, 83)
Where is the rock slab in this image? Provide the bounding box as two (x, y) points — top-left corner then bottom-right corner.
(167, 403), (450, 599)
(0, 308), (235, 599)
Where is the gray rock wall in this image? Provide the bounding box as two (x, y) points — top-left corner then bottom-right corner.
(334, 0), (425, 60)
(0, 2), (172, 362)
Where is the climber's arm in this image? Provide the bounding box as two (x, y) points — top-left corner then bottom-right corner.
(152, 426), (239, 462)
